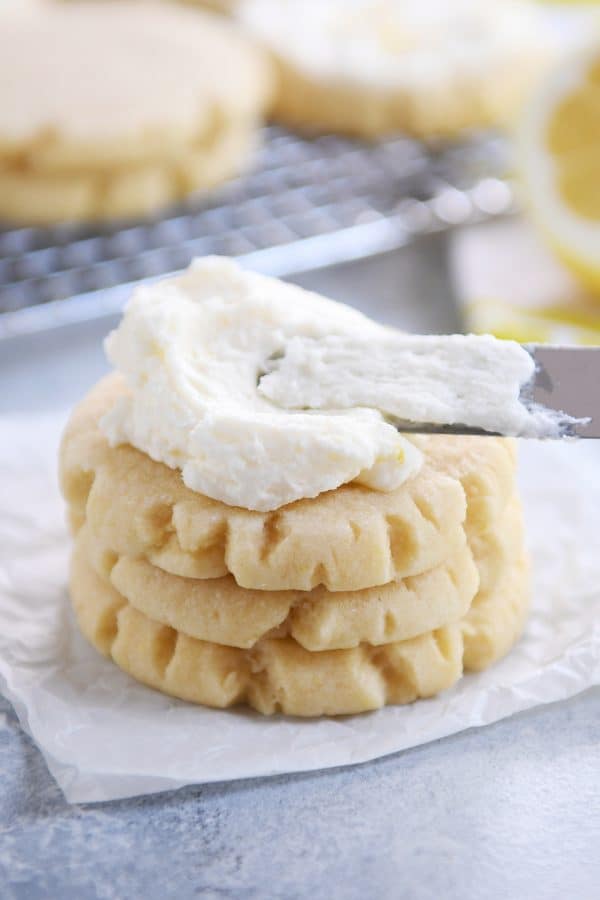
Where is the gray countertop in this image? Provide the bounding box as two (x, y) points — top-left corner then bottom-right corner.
(1, 240), (598, 899)
(2, 691), (599, 900)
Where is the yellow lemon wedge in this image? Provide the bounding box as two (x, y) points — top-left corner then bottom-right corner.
(518, 48), (600, 293)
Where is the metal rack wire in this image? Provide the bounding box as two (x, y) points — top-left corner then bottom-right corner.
(0, 126), (514, 323)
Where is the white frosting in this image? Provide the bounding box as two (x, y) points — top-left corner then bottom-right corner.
(101, 257), (422, 512)
(102, 257), (579, 512)
(259, 332), (572, 439)
(238, 0), (548, 90)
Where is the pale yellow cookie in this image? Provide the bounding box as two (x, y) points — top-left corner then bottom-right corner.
(237, 0), (552, 139)
(0, 123), (258, 224)
(267, 55), (491, 140)
(0, 1), (272, 223)
(81, 489), (527, 658)
(80, 523), (479, 651)
(468, 493), (525, 599)
(70, 541), (465, 716)
(462, 553), (530, 672)
(409, 434), (517, 540)
(60, 375), (470, 592)
(462, 495), (530, 670)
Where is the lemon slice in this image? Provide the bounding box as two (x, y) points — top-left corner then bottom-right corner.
(519, 48), (600, 292)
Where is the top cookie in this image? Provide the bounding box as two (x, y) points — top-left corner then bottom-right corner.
(59, 374), (516, 592)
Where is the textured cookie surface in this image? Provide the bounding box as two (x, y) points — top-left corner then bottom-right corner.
(80, 525), (479, 650)
(468, 493), (525, 599)
(70, 542), (465, 717)
(462, 553), (529, 671)
(70, 526), (530, 715)
(410, 433), (517, 540)
(0, 1), (271, 222)
(60, 375), (476, 592)
(462, 497), (530, 670)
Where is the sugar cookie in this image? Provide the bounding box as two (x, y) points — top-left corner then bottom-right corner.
(80, 525), (479, 651)
(0, 1), (272, 223)
(237, 0), (552, 139)
(70, 541), (465, 717)
(462, 554), (530, 671)
(60, 375), (469, 592)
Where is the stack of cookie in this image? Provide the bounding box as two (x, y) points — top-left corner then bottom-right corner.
(60, 375), (529, 717)
(0, 1), (272, 224)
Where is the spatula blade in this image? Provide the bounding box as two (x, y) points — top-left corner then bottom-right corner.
(525, 345), (599, 439)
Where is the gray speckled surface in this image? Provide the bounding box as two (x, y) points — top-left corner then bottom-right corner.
(1, 240), (599, 898)
(1, 691), (599, 899)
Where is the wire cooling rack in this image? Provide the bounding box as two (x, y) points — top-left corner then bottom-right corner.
(0, 126), (514, 322)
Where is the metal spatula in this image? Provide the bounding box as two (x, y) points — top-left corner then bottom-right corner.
(259, 342), (599, 439)
(521, 345), (598, 439)
(396, 346), (598, 438)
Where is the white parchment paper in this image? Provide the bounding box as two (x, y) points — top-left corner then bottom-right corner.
(1, 411), (599, 804)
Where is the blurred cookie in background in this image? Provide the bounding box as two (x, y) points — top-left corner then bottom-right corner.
(237, 0), (556, 140)
(0, 0), (273, 225)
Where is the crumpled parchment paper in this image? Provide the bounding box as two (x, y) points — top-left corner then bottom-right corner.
(1, 411), (599, 804)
